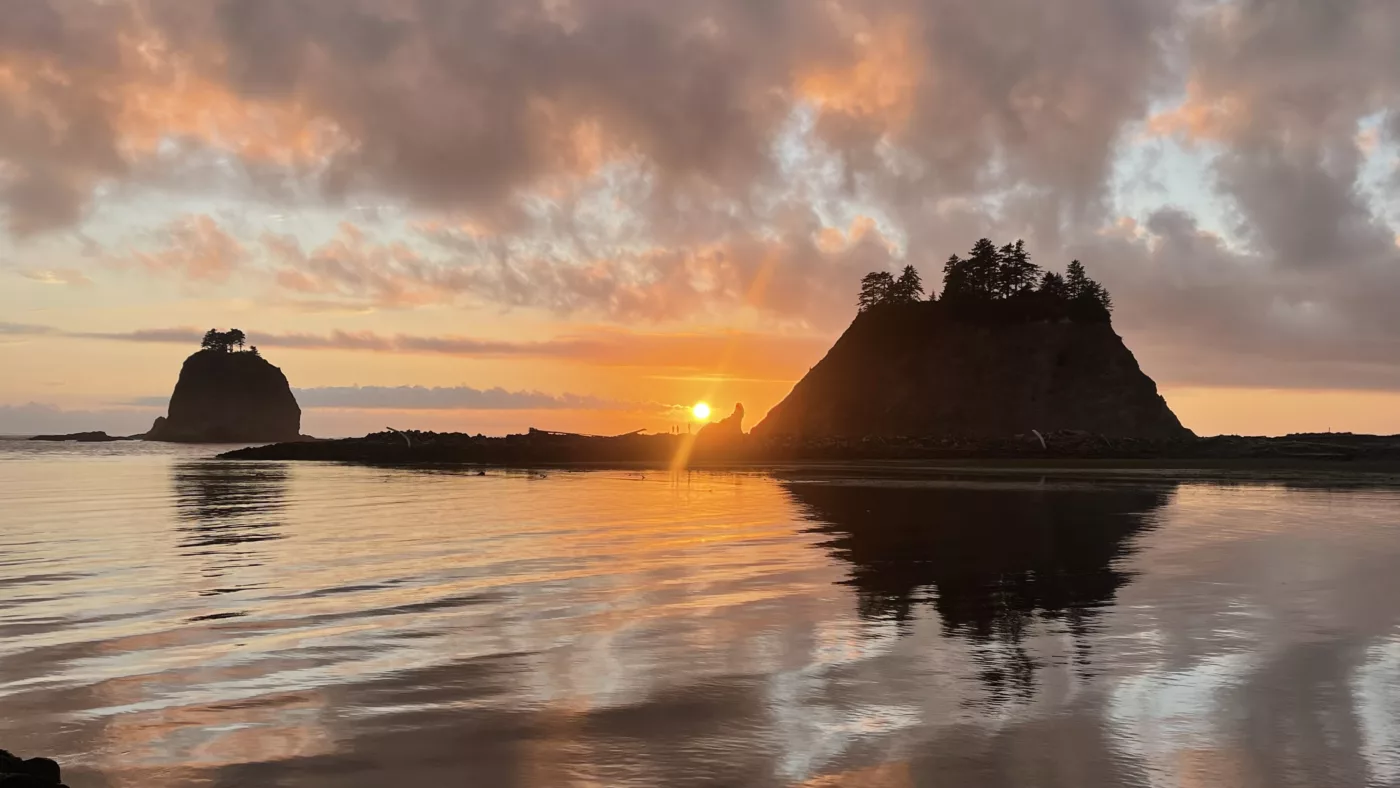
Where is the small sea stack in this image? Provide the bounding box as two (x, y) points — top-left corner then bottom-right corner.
(145, 330), (304, 444)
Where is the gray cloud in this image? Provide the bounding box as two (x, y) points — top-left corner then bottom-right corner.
(14, 323), (826, 379)
(127, 385), (640, 412)
(0, 322), (59, 336)
(1075, 0), (1400, 389)
(293, 385), (630, 411)
(72, 327), (205, 344)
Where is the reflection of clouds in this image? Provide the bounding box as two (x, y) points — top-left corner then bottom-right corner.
(97, 689), (335, 773)
(1103, 483), (1400, 788)
(1108, 652), (1256, 787)
(1355, 639), (1400, 786)
(765, 617), (916, 784)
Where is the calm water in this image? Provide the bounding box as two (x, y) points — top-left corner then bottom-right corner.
(3, 441), (1400, 787)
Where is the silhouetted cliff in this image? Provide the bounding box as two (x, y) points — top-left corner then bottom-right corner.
(753, 301), (1190, 440)
(146, 349), (302, 443)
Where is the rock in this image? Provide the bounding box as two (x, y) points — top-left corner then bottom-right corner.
(29, 431), (129, 442)
(145, 349), (303, 443)
(697, 403), (745, 441)
(0, 750), (65, 787)
(752, 301), (1191, 440)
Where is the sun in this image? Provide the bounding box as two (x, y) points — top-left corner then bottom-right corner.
(692, 402), (711, 421)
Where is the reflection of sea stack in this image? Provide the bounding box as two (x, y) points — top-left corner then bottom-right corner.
(146, 345), (302, 443)
(787, 480), (1173, 703)
(788, 481), (1171, 629)
(754, 302), (1190, 440)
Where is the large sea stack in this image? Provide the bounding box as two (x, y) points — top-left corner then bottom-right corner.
(752, 301), (1190, 440)
(146, 347), (302, 443)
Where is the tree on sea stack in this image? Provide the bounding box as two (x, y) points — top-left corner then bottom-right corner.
(891, 265), (925, 303)
(1065, 260), (1112, 320)
(199, 329), (253, 354)
(858, 271), (896, 312)
(995, 240), (1040, 298)
(1038, 271), (1069, 301)
(856, 239), (1112, 321)
(859, 267), (926, 311)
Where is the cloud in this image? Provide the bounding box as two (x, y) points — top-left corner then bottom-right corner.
(1075, 207), (1400, 391)
(14, 322), (828, 380)
(0, 322), (58, 336)
(19, 268), (92, 286)
(293, 386), (635, 412)
(263, 222), (454, 308)
(126, 384), (644, 412)
(124, 214), (248, 282)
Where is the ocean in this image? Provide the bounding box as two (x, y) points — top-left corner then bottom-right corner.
(2, 439), (1399, 786)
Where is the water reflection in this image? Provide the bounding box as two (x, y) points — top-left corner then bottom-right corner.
(787, 479), (1173, 703)
(173, 461), (288, 588)
(9, 445), (1400, 788)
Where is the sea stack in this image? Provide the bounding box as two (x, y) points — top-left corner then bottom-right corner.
(146, 338), (302, 443)
(752, 301), (1190, 440)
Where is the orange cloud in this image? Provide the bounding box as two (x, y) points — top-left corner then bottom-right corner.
(112, 50), (347, 166)
(259, 214), (900, 326)
(798, 18), (922, 130)
(1147, 80), (1249, 143)
(265, 223), (446, 308)
(130, 214), (247, 282)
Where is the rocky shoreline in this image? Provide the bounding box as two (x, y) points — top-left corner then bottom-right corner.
(219, 428), (1400, 468)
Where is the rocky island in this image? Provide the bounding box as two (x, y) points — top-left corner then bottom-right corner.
(145, 330), (305, 444)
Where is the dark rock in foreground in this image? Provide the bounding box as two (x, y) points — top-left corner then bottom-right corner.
(145, 349), (305, 443)
(29, 431), (133, 442)
(220, 428), (1400, 467)
(753, 301), (1190, 440)
(0, 749), (66, 787)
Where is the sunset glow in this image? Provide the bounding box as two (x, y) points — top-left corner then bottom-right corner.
(692, 403), (712, 422)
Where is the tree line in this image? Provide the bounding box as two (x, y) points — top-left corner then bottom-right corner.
(857, 238), (1113, 322)
(200, 328), (259, 356)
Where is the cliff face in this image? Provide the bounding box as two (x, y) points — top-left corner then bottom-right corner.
(752, 303), (1191, 440)
(146, 350), (302, 443)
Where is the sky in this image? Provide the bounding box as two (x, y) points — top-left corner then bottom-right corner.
(2, 0), (1400, 438)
